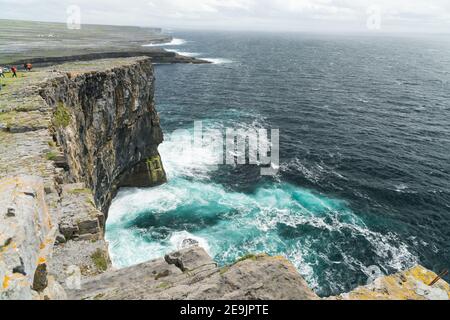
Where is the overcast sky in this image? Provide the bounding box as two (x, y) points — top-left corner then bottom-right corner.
(1, 0), (450, 33)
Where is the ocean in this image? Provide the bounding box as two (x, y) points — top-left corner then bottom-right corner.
(105, 31), (450, 297)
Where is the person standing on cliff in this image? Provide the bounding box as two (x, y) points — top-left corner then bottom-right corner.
(26, 63), (32, 72)
(0, 67), (5, 78)
(11, 66), (17, 78)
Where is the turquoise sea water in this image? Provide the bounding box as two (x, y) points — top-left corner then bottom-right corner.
(106, 31), (450, 296)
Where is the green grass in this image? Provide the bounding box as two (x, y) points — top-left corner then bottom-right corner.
(154, 270), (170, 280)
(220, 266), (230, 275)
(53, 102), (71, 128)
(45, 151), (58, 161)
(156, 282), (171, 289)
(235, 254), (258, 263)
(91, 249), (108, 272)
(0, 73), (33, 93)
(0, 111), (15, 128)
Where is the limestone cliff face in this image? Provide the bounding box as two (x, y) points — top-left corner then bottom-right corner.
(39, 58), (166, 213)
(1, 57), (167, 299)
(68, 247), (320, 300)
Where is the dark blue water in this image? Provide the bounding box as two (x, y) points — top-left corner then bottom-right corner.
(106, 31), (450, 297)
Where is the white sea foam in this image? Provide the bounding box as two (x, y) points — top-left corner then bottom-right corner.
(142, 38), (187, 47)
(107, 176), (419, 288)
(107, 124), (418, 288)
(202, 58), (233, 64)
(106, 228), (168, 268)
(106, 108), (418, 291)
(169, 231), (211, 253)
(166, 49), (200, 57)
(158, 127), (220, 180)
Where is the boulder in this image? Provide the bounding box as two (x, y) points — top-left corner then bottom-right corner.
(165, 246), (216, 272)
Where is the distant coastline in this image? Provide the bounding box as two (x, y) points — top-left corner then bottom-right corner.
(7, 50), (210, 68)
(0, 19), (210, 66)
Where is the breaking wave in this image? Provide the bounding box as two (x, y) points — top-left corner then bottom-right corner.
(202, 58), (234, 64)
(142, 38), (187, 47)
(106, 122), (418, 296)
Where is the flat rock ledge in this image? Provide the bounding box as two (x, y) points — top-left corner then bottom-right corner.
(67, 245), (450, 300)
(68, 246), (319, 300)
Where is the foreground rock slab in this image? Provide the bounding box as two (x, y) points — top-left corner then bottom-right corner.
(68, 246), (319, 300)
(336, 265), (450, 300)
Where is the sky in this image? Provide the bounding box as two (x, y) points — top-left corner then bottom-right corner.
(1, 0), (450, 33)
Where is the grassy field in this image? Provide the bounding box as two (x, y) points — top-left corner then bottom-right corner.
(0, 19), (171, 65)
(0, 71), (35, 94)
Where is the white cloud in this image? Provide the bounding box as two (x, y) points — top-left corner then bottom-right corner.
(1, 0), (450, 32)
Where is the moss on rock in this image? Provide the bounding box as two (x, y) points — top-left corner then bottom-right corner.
(53, 102), (71, 128)
(91, 249), (108, 272)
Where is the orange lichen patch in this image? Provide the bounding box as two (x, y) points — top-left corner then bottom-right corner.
(2, 275), (11, 289)
(340, 265), (450, 300)
(38, 257), (46, 264)
(408, 266), (441, 286)
(0, 177), (19, 193)
(66, 72), (81, 79)
(46, 217), (53, 228)
(39, 243), (46, 250)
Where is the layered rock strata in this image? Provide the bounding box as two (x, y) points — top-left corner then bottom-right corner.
(0, 57), (166, 299)
(10, 50), (210, 68)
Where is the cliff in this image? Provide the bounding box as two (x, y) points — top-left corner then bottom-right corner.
(0, 57), (166, 299)
(0, 58), (448, 300)
(9, 50), (210, 68)
(38, 58), (167, 213)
